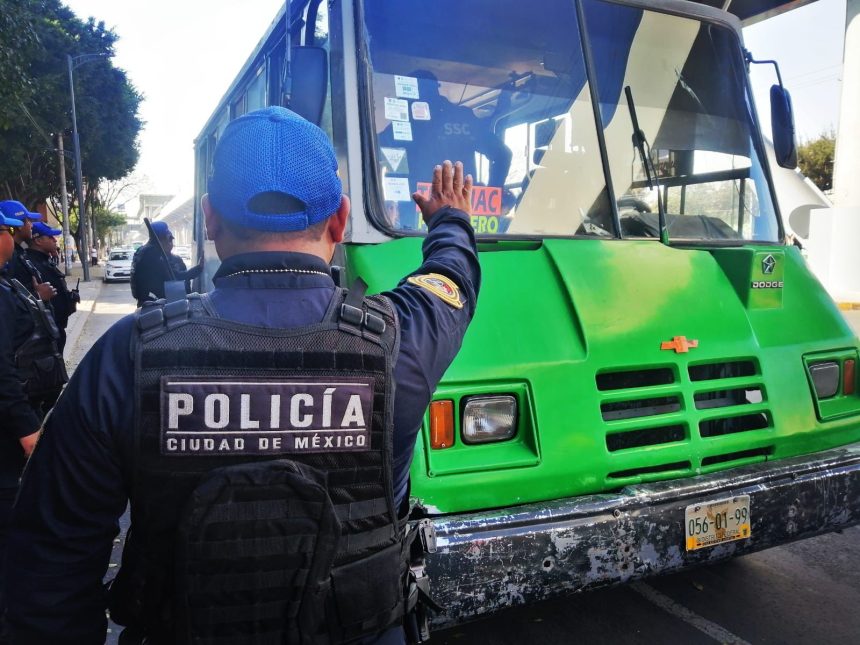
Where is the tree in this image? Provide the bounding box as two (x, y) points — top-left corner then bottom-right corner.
(797, 130), (836, 193)
(0, 0), (142, 218)
(91, 206), (126, 246)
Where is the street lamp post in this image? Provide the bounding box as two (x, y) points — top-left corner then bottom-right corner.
(56, 133), (72, 275)
(67, 52), (109, 282)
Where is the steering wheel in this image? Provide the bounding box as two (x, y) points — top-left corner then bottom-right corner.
(617, 196), (652, 214)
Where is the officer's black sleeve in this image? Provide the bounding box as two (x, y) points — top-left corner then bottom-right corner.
(382, 207), (480, 498)
(5, 316), (134, 645)
(0, 290), (40, 442)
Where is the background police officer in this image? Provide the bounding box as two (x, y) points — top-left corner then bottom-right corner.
(26, 222), (77, 354)
(0, 201), (57, 304)
(6, 107), (480, 645)
(0, 208), (42, 645)
(130, 221), (202, 307)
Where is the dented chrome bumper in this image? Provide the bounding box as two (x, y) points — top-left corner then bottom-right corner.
(425, 443), (860, 627)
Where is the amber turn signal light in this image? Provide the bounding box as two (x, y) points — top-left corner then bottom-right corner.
(430, 400), (454, 449)
(844, 359), (856, 396)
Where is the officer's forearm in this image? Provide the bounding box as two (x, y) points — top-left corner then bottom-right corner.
(419, 206), (481, 313)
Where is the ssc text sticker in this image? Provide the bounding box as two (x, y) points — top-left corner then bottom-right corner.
(383, 176), (412, 202)
(392, 121), (413, 141)
(384, 97), (409, 122)
(394, 75), (420, 99)
(380, 147), (408, 173)
(411, 101), (431, 121)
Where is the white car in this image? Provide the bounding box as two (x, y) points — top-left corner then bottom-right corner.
(104, 249), (133, 283)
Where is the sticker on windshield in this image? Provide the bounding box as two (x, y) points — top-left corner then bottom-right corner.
(384, 97), (409, 122)
(380, 147), (408, 173)
(411, 101), (431, 121)
(383, 177), (412, 203)
(394, 75), (419, 99)
(392, 121), (413, 141)
(415, 182), (503, 216)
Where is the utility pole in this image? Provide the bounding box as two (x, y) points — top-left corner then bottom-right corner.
(68, 54), (90, 281)
(57, 132), (72, 274)
(67, 52), (108, 281)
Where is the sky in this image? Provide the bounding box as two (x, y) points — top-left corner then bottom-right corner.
(62, 0), (848, 201)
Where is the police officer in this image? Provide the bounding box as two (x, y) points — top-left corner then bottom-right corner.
(130, 221), (202, 307)
(25, 222), (78, 354)
(0, 201), (57, 304)
(0, 208), (42, 645)
(6, 106), (480, 645)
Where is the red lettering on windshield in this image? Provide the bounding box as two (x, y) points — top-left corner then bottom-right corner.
(415, 182), (503, 216)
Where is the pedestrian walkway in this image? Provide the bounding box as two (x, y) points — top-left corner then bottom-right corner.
(61, 263), (137, 373)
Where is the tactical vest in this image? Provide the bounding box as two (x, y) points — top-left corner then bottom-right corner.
(110, 286), (408, 644)
(4, 278), (67, 398)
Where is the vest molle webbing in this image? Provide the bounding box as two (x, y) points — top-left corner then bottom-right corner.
(111, 286), (405, 644)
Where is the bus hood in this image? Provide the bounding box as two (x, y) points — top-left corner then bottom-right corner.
(347, 238), (860, 513)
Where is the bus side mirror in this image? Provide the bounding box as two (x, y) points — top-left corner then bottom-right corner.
(771, 84), (797, 169)
(286, 46), (328, 125)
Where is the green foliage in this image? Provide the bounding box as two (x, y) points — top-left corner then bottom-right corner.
(92, 206), (126, 245)
(0, 0), (142, 212)
(797, 130), (836, 193)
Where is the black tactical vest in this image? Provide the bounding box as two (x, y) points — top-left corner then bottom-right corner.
(109, 287), (406, 644)
(4, 278), (67, 398)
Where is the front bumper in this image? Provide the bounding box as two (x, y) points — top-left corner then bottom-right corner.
(105, 269), (130, 281)
(425, 442), (860, 627)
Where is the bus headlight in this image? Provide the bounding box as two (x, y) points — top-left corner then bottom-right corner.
(462, 395), (517, 444)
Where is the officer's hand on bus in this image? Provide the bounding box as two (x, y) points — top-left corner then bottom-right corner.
(412, 160), (473, 224)
(33, 278), (57, 301)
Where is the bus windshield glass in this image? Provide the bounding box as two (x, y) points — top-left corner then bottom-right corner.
(362, 0), (780, 242)
(362, 0), (610, 237)
(582, 0), (780, 242)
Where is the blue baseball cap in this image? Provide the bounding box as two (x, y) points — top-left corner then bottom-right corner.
(208, 107), (342, 232)
(32, 222), (62, 238)
(0, 200), (41, 222)
(0, 211), (23, 227)
(150, 221), (170, 237)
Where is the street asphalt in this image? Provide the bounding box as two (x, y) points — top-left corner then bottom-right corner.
(55, 273), (860, 645)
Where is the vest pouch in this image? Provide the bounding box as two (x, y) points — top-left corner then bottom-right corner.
(328, 540), (404, 642)
(20, 352), (68, 397)
(174, 459), (340, 645)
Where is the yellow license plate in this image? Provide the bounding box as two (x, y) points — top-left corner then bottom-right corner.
(685, 495), (751, 551)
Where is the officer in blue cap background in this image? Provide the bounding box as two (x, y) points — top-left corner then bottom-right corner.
(26, 222), (78, 354)
(6, 106), (480, 645)
(0, 207), (42, 645)
(0, 201), (57, 305)
(130, 220), (203, 307)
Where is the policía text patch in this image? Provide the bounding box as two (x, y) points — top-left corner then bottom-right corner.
(160, 377), (374, 456)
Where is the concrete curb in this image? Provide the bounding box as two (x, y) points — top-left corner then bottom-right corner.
(63, 268), (106, 361)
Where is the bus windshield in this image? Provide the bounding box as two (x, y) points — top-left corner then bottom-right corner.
(361, 0), (780, 242)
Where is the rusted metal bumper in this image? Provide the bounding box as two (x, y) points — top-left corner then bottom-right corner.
(425, 443), (860, 627)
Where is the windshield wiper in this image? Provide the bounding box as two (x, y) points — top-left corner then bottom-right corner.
(624, 86), (668, 245)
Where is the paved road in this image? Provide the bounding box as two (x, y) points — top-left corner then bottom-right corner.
(56, 282), (860, 644)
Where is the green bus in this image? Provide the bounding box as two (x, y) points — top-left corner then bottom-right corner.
(193, 0), (860, 627)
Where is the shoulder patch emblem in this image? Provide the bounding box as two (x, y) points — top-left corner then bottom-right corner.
(407, 273), (464, 309)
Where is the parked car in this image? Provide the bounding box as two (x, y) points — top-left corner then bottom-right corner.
(103, 249), (133, 283)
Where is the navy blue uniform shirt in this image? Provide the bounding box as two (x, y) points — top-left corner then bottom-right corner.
(6, 207), (480, 644)
(0, 278), (40, 490)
